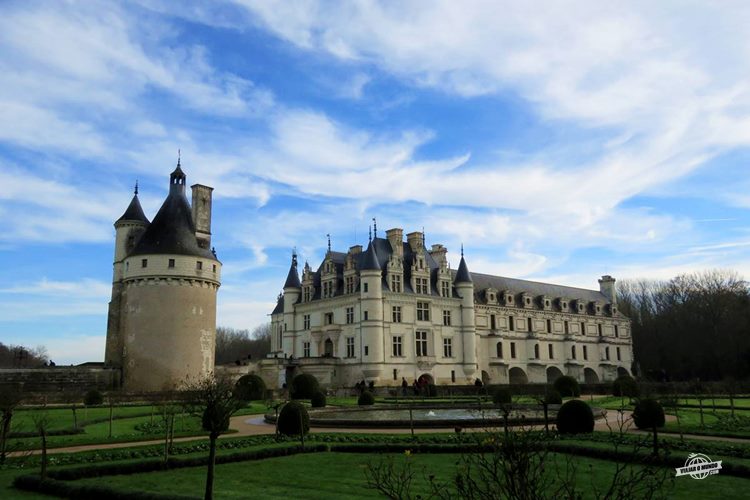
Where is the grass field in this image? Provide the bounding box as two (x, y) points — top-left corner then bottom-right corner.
(69, 451), (748, 499)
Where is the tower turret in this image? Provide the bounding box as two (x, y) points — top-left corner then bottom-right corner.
(454, 246), (477, 377)
(360, 238), (384, 380)
(282, 251), (301, 355)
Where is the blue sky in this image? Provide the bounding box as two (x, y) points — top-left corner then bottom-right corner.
(2, 1), (750, 364)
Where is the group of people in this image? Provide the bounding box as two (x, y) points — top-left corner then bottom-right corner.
(354, 379), (375, 394)
(401, 376), (431, 396)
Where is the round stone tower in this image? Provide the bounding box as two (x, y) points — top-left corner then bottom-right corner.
(106, 162), (221, 392)
(454, 248), (477, 378)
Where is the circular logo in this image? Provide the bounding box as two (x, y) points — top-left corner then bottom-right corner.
(684, 453), (712, 480)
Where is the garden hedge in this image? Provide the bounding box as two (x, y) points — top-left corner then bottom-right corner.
(290, 373), (320, 399)
(553, 376), (581, 398)
(556, 399), (594, 434)
(235, 374), (266, 402)
(277, 401), (310, 436)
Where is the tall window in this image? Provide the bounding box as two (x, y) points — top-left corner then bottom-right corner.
(417, 302), (430, 321)
(392, 306), (402, 323)
(391, 274), (402, 293)
(392, 336), (402, 356)
(509, 316), (515, 331)
(363, 282), (369, 293)
(614, 325), (619, 337)
(534, 344), (540, 359)
(325, 312), (333, 325)
(345, 276), (355, 294)
(583, 345), (588, 360)
(303, 287), (311, 302)
(346, 307), (354, 324)
(527, 317), (533, 332)
(416, 277), (429, 294)
(598, 324), (603, 337)
(510, 342), (517, 359)
(443, 337), (453, 358)
(303, 314), (310, 330)
(323, 281), (334, 298)
(490, 315), (497, 330)
(564, 321), (569, 334)
(441, 281), (450, 297)
(571, 345), (576, 359)
(580, 322), (586, 335)
(605, 346), (610, 360)
(548, 343), (554, 359)
(303, 342), (310, 357)
(546, 319), (552, 333)
(363, 311), (369, 320)
(616, 347), (621, 361)
(443, 310), (451, 326)
(346, 337), (355, 358)
(416, 330), (428, 357)
(496, 342), (503, 358)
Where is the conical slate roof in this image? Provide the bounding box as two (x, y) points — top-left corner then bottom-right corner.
(361, 241), (381, 271)
(130, 190), (214, 259)
(283, 254), (301, 289)
(454, 255), (472, 284)
(117, 194), (149, 224)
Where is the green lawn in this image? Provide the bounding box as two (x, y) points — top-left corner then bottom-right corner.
(70, 451), (748, 499)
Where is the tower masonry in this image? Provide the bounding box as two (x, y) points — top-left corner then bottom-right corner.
(105, 162), (221, 392)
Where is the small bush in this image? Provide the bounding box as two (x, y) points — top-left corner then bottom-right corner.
(310, 391), (326, 408)
(83, 389), (103, 406)
(493, 388), (512, 405)
(556, 399), (594, 434)
(290, 373), (320, 399)
(553, 375), (580, 398)
(277, 401), (310, 436)
(632, 398), (665, 430)
(358, 391), (375, 406)
(612, 375), (639, 398)
(235, 374), (266, 401)
(544, 388), (562, 405)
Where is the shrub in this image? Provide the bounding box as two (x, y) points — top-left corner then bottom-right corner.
(83, 389), (103, 406)
(632, 399), (665, 430)
(544, 388), (562, 405)
(612, 375), (639, 398)
(553, 375), (580, 398)
(358, 391), (375, 406)
(556, 399), (594, 434)
(235, 374), (266, 402)
(310, 391), (326, 408)
(493, 388), (512, 405)
(290, 373), (320, 399)
(277, 401), (310, 436)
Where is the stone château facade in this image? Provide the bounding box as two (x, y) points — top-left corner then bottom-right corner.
(270, 228), (632, 388)
(105, 163), (221, 392)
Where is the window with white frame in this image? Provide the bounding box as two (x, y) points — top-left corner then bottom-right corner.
(303, 314), (310, 330)
(392, 306), (402, 323)
(416, 330), (428, 357)
(392, 336), (402, 356)
(417, 302), (430, 321)
(303, 342), (310, 357)
(443, 337), (453, 358)
(346, 307), (354, 324)
(391, 274), (402, 293)
(416, 277), (429, 294)
(325, 312), (333, 325)
(345, 276), (355, 294)
(443, 310), (451, 326)
(303, 286), (311, 302)
(441, 281), (450, 297)
(346, 337), (355, 358)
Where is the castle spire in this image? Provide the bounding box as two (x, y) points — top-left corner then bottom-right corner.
(134, 180), (139, 195)
(283, 249), (301, 289)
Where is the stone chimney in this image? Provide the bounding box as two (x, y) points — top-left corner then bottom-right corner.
(191, 184), (213, 249)
(349, 245), (363, 255)
(386, 228), (404, 256)
(598, 275), (616, 305)
(429, 244), (447, 266)
(406, 231), (423, 252)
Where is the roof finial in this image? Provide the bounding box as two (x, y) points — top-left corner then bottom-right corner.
(372, 217), (377, 239)
(461, 243), (464, 258)
(422, 226), (425, 246)
(177, 148), (181, 167)
(134, 180), (139, 195)
(326, 234), (331, 253)
(292, 247), (297, 266)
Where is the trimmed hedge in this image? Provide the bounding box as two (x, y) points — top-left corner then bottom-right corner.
(83, 389), (104, 406)
(553, 376), (580, 398)
(633, 398), (665, 430)
(235, 374), (266, 402)
(277, 401), (310, 436)
(612, 376), (639, 398)
(290, 373), (320, 399)
(492, 388), (512, 405)
(310, 391), (327, 408)
(556, 399), (594, 434)
(544, 388), (562, 405)
(358, 391), (375, 406)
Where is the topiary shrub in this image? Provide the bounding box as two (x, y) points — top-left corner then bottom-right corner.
(553, 375), (580, 398)
(612, 375), (640, 398)
(310, 391), (327, 408)
(83, 389), (103, 406)
(235, 374), (266, 402)
(358, 391), (375, 406)
(493, 387), (512, 405)
(544, 388), (562, 405)
(632, 398), (665, 430)
(556, 399), (594, 434)
(277, 401), (310, 436)
(426, 384), (438, 397)
(290, 373), (320, 400)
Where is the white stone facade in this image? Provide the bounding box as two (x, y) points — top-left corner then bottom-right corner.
(270, 229), (632, 388)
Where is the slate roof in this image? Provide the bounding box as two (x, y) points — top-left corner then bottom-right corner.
(468, 272), (610, 304)
(283, 255), (301, 289)
(454, 256), (472, 284)
(361, 241), (381, 270)
(116, 194), (149, 224)
(129, 190), (215, 259)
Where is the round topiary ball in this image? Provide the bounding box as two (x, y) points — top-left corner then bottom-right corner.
(83, 389), (103, 406)
(632, 398), (665, 430)
(277, 401), (310, 436)
(553, 375), (581, 398)
(310, 391), (327, 408)
(493, 388), (512, 405)
(556, 399), (594, 434)
(612, 376), (640, 398)
(544, 388), (563, 405)
(201, 405), (230, 433)
(358, 391), (375, 406)
(235, 374), (266, 402)
(290, 373), (320, 400)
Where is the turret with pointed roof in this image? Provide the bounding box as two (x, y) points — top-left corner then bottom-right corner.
(284, 251), (302, 289)
(454, 247), (472, 284)
(117, 183), (150, 225)
(361, 239), (381, 271)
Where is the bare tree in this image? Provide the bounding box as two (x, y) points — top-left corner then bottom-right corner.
(0, 384), (23, 464)
(214, 323), (272, 365)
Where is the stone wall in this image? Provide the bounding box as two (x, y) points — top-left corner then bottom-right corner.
(0, 367), (120, 394)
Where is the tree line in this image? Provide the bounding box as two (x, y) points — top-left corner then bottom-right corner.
(214, 324), (271, 366)
(0, 343), (48, 368)
(618, 269), (750, 382)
